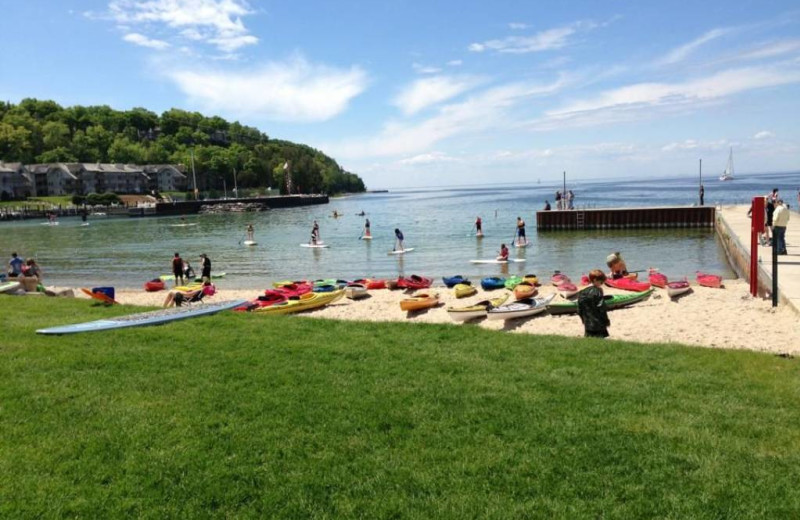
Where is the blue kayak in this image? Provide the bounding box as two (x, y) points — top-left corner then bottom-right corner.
(481, 277), (507, 290)
(443, 275), (469, 288)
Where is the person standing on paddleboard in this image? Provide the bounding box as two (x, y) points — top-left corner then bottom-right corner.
(200, 253), (211, 283)
(497, 243), (509, 261)
(364, 218), (371, 238)
(172, 252), (184, 286)
(311, 220), (320, 245)
(394, 228), (404, 251)
(475, 216), (482, 236)
(516, 217), (526, 245)
(246, 223), (254, 242)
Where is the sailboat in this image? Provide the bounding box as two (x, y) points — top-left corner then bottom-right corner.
(719, 147), (734, 181)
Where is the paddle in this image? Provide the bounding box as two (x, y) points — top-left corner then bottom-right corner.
(237, 233), (246, 245)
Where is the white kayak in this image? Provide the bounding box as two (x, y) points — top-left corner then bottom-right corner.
(487, 294), (554, 320)
(243, 240), (257, 246)
(389, 248), (415, 255)
(301, 243), (329, 248)
(470, 259), (526, 264)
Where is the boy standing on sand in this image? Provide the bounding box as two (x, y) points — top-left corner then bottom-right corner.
(172, 253), (184, 286)
(578, 269), (610, 338)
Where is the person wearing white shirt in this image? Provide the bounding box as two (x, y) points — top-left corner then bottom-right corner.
(772, 199), (790, 255)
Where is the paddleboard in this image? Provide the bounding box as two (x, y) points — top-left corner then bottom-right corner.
(301, 243), (329, 248)
(41, 222), (59, 226)
(170, 223), (198, 227)
(470, 259), (526, 264)
(514, 239), (530, 247)
(81, 223), (90, 227)
(389, 248), (414, 255)
(243, 240), (257, 246)
(361, 236), (373, 240)
(36, 299), (246, 335)
(0, 281), (21, 293)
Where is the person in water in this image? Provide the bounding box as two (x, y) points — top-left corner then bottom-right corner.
(577, 269), (610, 338)
(311, 220), (320, 244)
(172, 252), (184, 286)
(606, 252), (634, 279)
(516, 217), (526, 245)
(200, 253), (212, 283)
(246, 223), (254, 242)
(475, 216), (482, 235)
(497, 243), (509, 261)
(357, 210), (365, 216)
(363, 218), (371, 237)
(394, 228), (404, 251)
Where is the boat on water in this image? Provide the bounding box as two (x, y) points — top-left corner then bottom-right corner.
(719, 147), (734, 181)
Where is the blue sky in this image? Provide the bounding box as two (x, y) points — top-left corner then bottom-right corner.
(1, 0), (799, 188)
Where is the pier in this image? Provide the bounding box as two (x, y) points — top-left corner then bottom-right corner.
(716, 205), (800, 314)
(536, 206), (715, 231)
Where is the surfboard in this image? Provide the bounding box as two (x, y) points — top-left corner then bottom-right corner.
(301, 243), (329, 248)
(0, 281), (21, 294)
(389, 248), (415, 255)
(243, 240), (257, 246)
(470, 259), (526, 264)
(36, 299), (246, 335)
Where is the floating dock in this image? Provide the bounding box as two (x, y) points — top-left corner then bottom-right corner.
(536, 206), (715, 231)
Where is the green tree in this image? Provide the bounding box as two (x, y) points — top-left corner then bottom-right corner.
(0, 123), (32, 162)
(42, 121), (71, 149)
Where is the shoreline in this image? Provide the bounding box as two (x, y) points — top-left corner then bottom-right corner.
(54, 278), (800, 356)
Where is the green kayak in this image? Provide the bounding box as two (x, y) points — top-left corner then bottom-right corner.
(504, 276), (523, 290)
(547, 289), (653, 315)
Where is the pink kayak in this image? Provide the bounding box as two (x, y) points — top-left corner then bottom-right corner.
(697, 272), (723, 288)
(648, 270), (668, 288)
(606, 277), (652, 292)
(667, 280), (691, 298)
(551, 272), (570, 286)
(557, 282), (579, 298)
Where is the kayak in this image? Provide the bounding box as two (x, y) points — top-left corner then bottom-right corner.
(400, 292), (440, 311)
(272, 282), (313, 298)
(313, 278), (349, 287)
(454, 283), (477, 298)
(547, 289), (654, 315)
(345, 284), (369, 300)
(487, 294), (555, 320)
(481, 277), (506, 290)
(648, 270), (668, 288)
(504, 276), (523, 290)
(557, 282), (579, 298)
(254, 290), (344, 315)
(353, 278), (387, 290)
(443, 275), (468, 288)
(273, 279), (310, 288)
(447, 294), (509, 322)
(551, 272), (570, 286)
(313, 284), (338, 293)
(0, 281), (21, 294)
(697, 272), (723, 288)
(513, 281), (537, 300)
(470, 259), (526, 264)
(523, 274), (539, 286)
(605, 278), (651, 292)
(234, 292), (287, 312)
(144, 279), (166, 292)
(667, 280), (692, 298)
(397, 275), (433, 290)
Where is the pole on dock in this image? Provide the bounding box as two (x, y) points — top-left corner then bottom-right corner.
(772, 236), (778, 307)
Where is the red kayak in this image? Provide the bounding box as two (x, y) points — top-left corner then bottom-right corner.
(697, 272), (723, 288)
(271, 282), (312, 298)
(144, 278), (165, 292)
(397, 274), (433, 290)
(648, 270), (668, 288)
(234, 292), (287, 312)
(606, 277), (652, 292)
(354, 278), (387, 290)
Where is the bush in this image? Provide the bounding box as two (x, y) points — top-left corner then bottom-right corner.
(81, 193), (121, 206)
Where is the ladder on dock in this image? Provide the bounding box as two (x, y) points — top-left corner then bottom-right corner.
(575, 211), (585, 229)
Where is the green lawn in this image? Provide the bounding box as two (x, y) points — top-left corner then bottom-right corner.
(2, 297), (799, 518)
(0, 196), (73, 209)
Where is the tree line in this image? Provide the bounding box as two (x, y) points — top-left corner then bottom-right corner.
(0, 99), (366, 195)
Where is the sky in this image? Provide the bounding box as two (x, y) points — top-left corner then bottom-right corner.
(1, 0), (799, 189)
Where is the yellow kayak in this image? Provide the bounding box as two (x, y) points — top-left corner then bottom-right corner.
(254, 289), (344, 315)
(513, 282), (537, 300)
(454, 283), (477, 298)
(447, 293), (509, 322)
(523, 274), (538, 286)
(400, 292), (440, 311)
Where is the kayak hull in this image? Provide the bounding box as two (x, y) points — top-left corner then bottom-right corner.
(487, 294), (555, 320)
(547, 289), (653, 315)
(400, 292), (440, 311)
(481, 277), (506, 290)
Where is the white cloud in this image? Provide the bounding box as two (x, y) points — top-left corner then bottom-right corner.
(123, 32), (170, 49)
(393, 75), (483, 115)
(738, 39), (800, 60)
(657, 28), (730, 65)
(447, 60), (463, 67)
(165, 56), (368, 122)
(661, 139), (729, 152)
(508, 22), (528, 30)
(469, 26), (575, 54)
(753, 130), (775, 139)
(106, 0), (257, 52)
(412, 63), (442, 74)
(398, 151), (459, 165)
(536, 65), (800, 129)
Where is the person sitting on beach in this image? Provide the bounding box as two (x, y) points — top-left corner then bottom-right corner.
(606, 252), (635, 279)
(22, 258), (42, 281)
(577, 269), (610, 338)
(8, 252), (24, 278)
(516, 217), (526, 245)
(544, 200), (551, 211)
(497, 243), (509, 261)
(172, 252), (184, 286)
(163, 282), (214, 308)
(394, 228), (404, 251)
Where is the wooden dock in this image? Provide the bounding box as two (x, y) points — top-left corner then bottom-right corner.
(536, 206), (715, 231)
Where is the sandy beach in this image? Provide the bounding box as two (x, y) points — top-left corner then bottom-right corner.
(61, 278), (800, 356)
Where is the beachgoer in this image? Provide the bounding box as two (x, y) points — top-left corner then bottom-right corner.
(200, 253), (211, 283)
(357, 211), (365, 216)
(773, 199), (790, 255)
(80, 208), (88, 222)
(311, 220), (320, 244)
(163, 282), (213, 308)
(555, 191), (562, 210)
(516, 217), (526, 245)
(544, 200), (551, 211)
(22, 258), (42, 281)
(606, 252), (633, 279)
(8, 252), (24, 278)
(394, 228), (404, 251)
(364, 218), (371, 237)
(764, 189), (778, 245)
(475, 216), (482, 235)
(699, 184), (705, 206)
(577, 269), (610, 338)
(183, 261), (195, 280)
(567, 190), (575, 210)
(246, 223), (254, 241)
(497, 243), (509, 261)
(172, 252), (184, 286)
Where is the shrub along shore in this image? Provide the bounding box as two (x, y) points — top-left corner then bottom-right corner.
(2, 297), (800, 517)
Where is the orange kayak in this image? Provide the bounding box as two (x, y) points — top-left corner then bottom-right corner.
(400, 292), (440, 311)
(513, 282), (537, 300)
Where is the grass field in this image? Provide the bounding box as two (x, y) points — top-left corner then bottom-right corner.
(2, 297), (799, 518)
(0, 196), (73, 209)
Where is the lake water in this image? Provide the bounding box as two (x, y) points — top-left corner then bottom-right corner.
(2, 172), (798, 289)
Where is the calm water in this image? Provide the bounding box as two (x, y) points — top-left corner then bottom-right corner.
(2, 172), (798, 288)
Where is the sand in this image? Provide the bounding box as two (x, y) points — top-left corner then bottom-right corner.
(65, 279), (800, 356)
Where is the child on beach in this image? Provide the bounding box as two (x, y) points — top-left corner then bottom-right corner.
(200, 254), (211, 283)
(172, 252), (184, 286)
(578, 269), (610, 338)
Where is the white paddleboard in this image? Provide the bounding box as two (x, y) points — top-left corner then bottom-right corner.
(301, 243), (329, 248)
(389, 248), (414, 255)
(243, 240), (257, 246)
(170, 223), (198, 227)
(470, 259), (526, 264)
(41, 222), (59, 226)
(81, 223), (90, 227)
(514, 239), (530, 247)
(361, 236), (373, 240)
